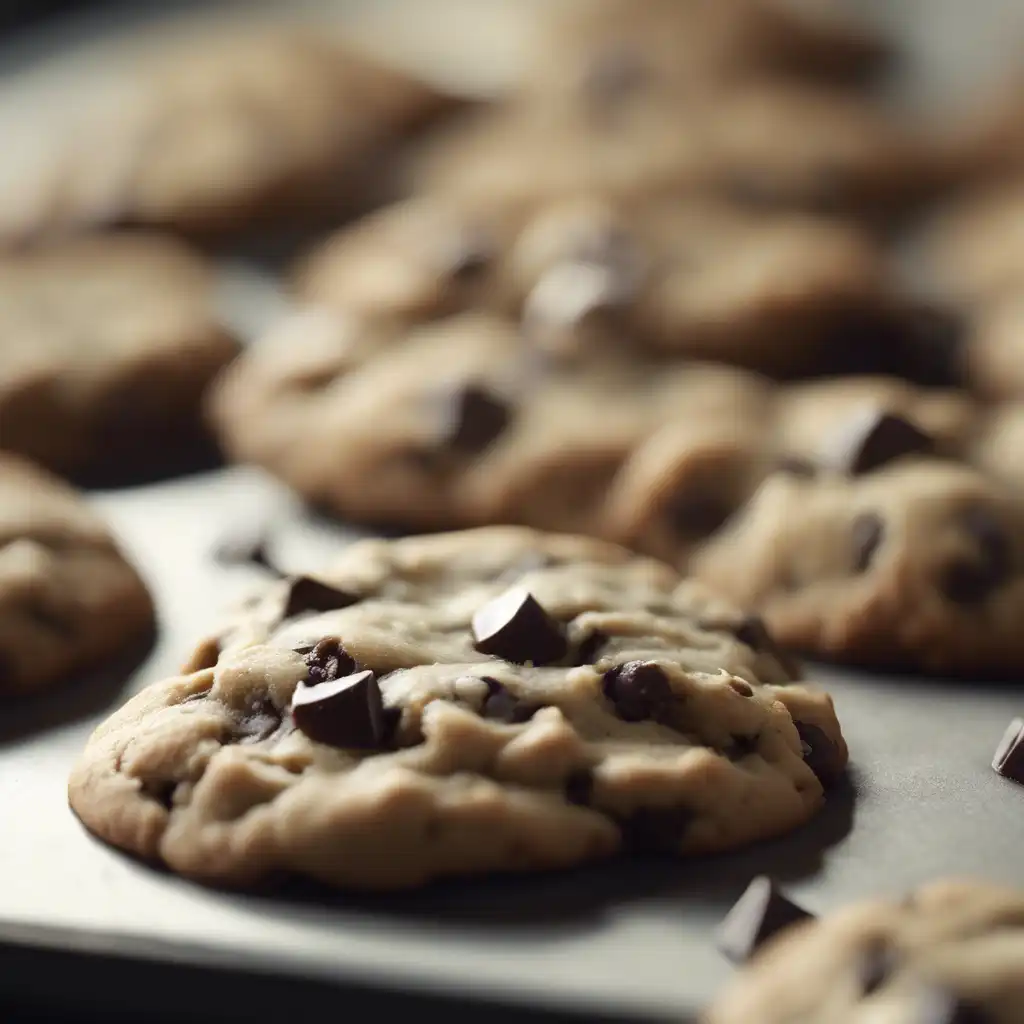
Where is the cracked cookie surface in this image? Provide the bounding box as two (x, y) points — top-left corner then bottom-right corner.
(0, 453), (153, 694)
(706, 880), (1024, 1024)
(69, 527), (845, 890)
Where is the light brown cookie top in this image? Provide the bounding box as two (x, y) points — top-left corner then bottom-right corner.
(0, 232), (238, 481)
(69, 526), (845, 890)
(0, 453), (153, 695)
(691, 460), (1024, 676)
(0, 28), (457, 242)
(706, 879), (1024, 1023)
(295, 192), (889, 376)
(523, 0), (889, 105)
(412, 79), (927, 217)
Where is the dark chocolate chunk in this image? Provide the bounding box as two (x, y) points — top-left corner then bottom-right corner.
(380, 705), (403, 745)
(282, 576), (360, 619)
(668, 492), (732, 538)
(481, 678), (543, 724)
(851, 512), (885, 573)
(303, 638), (358, 686)
(940, 506), (1012, 605)
(912, 987), (993, 1024)
(858, 941), (897, 995)
(602, 661), (673, 722)
(291, 668), (385, 749)
(796, 721), (844, 787)
(565, 769), (594, 807)
(728, 733), (760, 761)
(729, 679), (754, 698)
(620, 805), (694, 853)
(822, 409), (934, 476)
(716, 876), (815, 965)
(437, 383), (511, 455)
(575, 630), (607, 666)
(992, 717), (1024, 785)
(471, 588), (568, 665)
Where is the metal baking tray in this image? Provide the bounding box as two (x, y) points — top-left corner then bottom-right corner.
(1, 1), (1024, 1022)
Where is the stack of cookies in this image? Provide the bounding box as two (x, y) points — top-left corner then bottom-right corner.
(0, 2), (1021, 1020)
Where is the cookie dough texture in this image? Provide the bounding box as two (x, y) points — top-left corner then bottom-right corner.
(69, 527), (846, 890)
(692, 461), (1024, 675)
(0, 27), (456, 241)
(294, 193), (889, 376)
(0, 454), (153, 694)
(0, 233), (238, 480)
(706, 880), (1024, 1024)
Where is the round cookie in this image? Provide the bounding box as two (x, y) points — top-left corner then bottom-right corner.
(0, 232), (238, 481)
(706, 880), (1024, 1023)
(0, 453), (154, 694)
(0, 27), (457, 242)
(69, 526), (846, 890)
(691, 460), (1024, 676)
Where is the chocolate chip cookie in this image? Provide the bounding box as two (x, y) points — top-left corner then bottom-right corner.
(0, 27), (456, 242)
(706, 879), (1024, 1023)
(295, 193), (890, 376)
(691, 460), (1024, 676)
(69, 526), (846, 889)
(0, 453), (153, 694)
(0, 232), (238, 481)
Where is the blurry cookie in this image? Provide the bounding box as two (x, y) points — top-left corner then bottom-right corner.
(0, 453), (153, 694)
(706, 879), (1024, 1024)
(0, 28), (458, 242)
(0, 232), (238, 481)
(69, 525), (845, 889)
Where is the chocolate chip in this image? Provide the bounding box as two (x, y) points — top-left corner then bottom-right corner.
(851, 512), (885, 573)
(436, 383), (511, 455)
(481, 678), (543, 724)
(303, 638), (358, 686)
(940, 506), (1012, 605)
(992, 717), (1024, 785)
(667, 492), (732, 538)
(602, 661), (673, 722)
(729, 679), (754, 698)
(821, 408), (934, 476)
(471, 588), (568, 666)
(575, 630), (607, 666)
(716, 876), (815, 964)
(912, 987), (994, 1024)
(796, 722), (844, 787)
(380, 705), (402, 744)
(620, 805), (694, 853)
(728, 733), (760, 761)
(858, 941), (897, 996)
(282, 576), (360, 619)
(565, 768), (594, 807)
(291, 669), (385, 749)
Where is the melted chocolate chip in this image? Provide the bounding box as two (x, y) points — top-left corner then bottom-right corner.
(620, 805), (694, 853)
(565, 768), (594, 807)
(716, 876), (815, 965)
(481, 678), (543, 724)
(291, 669), (385, 749)
(282, 576), (360, 620)
(437, 383), (512, 455)
(940, 506), (1012, 605)
(858, 941), (897, 996)
(992, 717), (1024, 785)
(471, 588), (568, 666)
(822, 409), (934, 476)
(796, 722), (844, 787)
(851, 512), (885, 573)
(303, 638), (358, 686)
(603, 661), (673, 722)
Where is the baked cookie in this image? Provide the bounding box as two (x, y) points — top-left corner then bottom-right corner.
(706, 879), (1024, 1023)
(69, 526), (846, 889)
(524, 0), (889, 105)
(294, 193), (890, 376)
(0, 453), (153, 695)
(412, 80), (926, 217)
(0, 232), (238, 481)
(691, 460), (1024, 676)
(0, 27), (456, 242)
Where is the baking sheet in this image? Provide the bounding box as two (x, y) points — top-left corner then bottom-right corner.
(1, 1), (1024, 1021)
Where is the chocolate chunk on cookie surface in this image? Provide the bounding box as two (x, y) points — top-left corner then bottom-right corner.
(69, 526), (846, 890)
